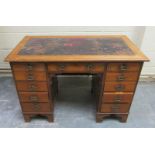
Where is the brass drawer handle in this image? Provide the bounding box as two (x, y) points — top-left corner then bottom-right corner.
(86, 64), (94, 71)
(29, 84), (37, 91)
(114, 96), (121, 103)
(120, 64), (128, 71)
(111, 106), (120, 113)
(29, 96), (39, 102)
(115, 85), (125, 91)
(27, 64), (33, 71)
(32, 102), (40, 111)
(112, 106), (120, 109)
(27, 74), (34, 80)
(117, 75), (125, 81)
(58, 64), (66, 71)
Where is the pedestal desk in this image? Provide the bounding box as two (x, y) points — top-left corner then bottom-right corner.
(5, 35), (149, 122)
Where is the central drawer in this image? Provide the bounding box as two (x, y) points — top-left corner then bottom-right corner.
(19, 92), (49, 102)
(48, 63), (105, 73)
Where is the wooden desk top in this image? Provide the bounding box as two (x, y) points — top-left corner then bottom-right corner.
(5, 35), (149, 62)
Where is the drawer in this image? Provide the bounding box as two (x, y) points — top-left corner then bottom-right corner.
(13, 71), (47, 81)
(16, 81), (48, 92)
(107, 63), (141, 72)
(21, 102), (52, 113)
(19, 92), (49, 102)
(12, 63), (46, 71)
(48, 63), (105, 73)
(105, 72), (139, 82)
(103, 92), (133, 103)
(104, 82), (136, 92)
(101, 103), (130, 113)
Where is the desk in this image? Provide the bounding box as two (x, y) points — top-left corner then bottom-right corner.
(5, 35), (149, 122)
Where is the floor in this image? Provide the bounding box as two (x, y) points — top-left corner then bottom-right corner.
(0, 76), (155, 128)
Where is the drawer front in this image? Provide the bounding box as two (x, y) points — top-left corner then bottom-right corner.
(104, 82), (136, 92)
(21, 102), (52, 112)
(12, 63), (46, 71)
(19, 92), (49, 102)
(16, 81), (48, 92)
(103, 92), (133, 103)
(107, 63), (141, 72)
(101, 104), (130, 113)
(48, 63), (105, 73)
(13, 71), (47, 81)
(105, 72), (139, 82)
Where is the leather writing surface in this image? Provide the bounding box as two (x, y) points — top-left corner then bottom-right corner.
(18, 38), (134, 55)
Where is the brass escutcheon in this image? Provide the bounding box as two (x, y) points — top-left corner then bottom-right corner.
(27, 64), (33, 71)
(120, 64), (128, 71)
(115, 84), (125, 91)
(86, 64), (94, 71)
(29, 84), (37, 91)
(117, 75), (125, 81)
(29, 96), (39, 102)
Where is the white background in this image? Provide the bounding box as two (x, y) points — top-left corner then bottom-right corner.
(0, 0), (155, 155)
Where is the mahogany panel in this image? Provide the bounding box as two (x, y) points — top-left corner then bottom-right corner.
(104, 81), (136, 92)
(103, 92), (133, 103)
(105, 72), (139, 81)
(19, 92), (49, 102)
(12, 63), (46, 71)
(21, 102), (52, 113)
(13, 71), (47, 81)
(107, 62), (141, 72)
(48, 62), (105, 73)
(16, 81), (48, 92)
(101, 103), (130, 113)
